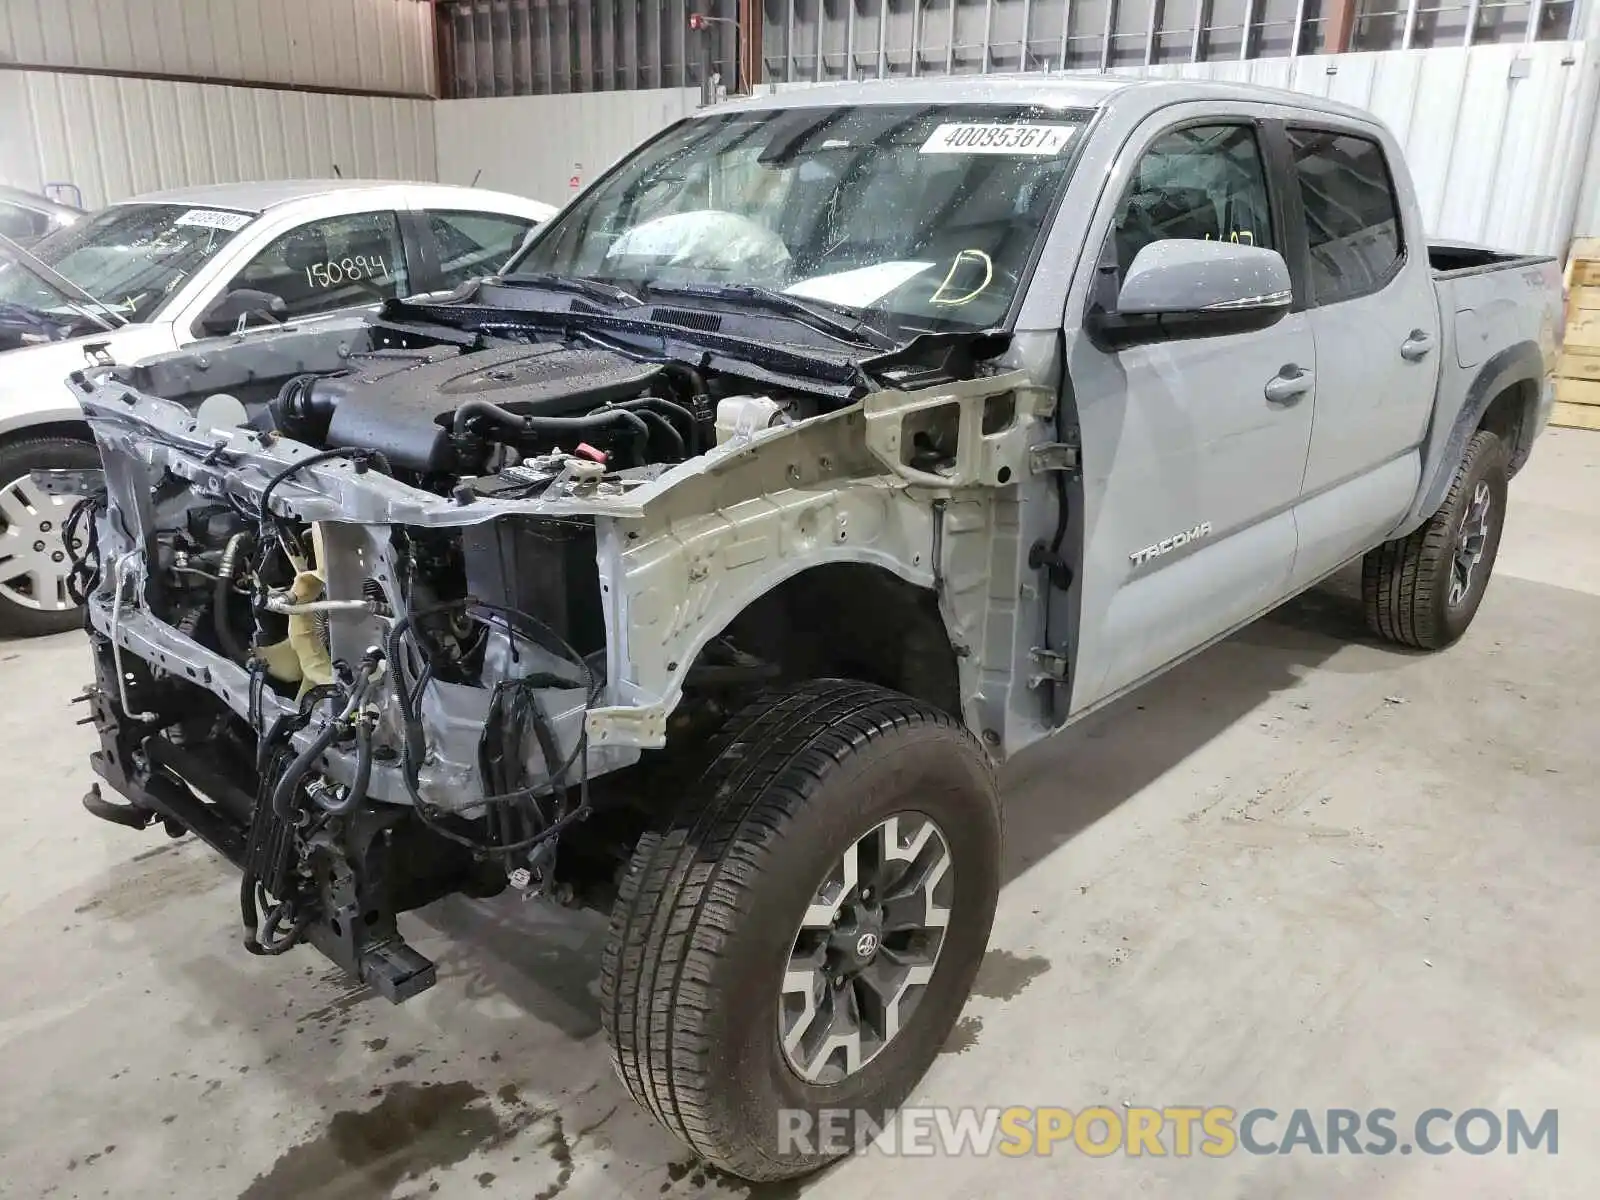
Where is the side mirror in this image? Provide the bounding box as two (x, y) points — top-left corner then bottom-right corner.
(200, 288), (285, 336)
(1089, 240), (1292, 349)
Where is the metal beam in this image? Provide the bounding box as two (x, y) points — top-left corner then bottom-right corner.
(1321, 0), (1357, 51)
(513, 0), (535, 94)
(947, 0), (958, 73)
(1192, 0), (1211, 60)
(1146, 0), (1163, 64)
(786, 0), (796, 81)
(878, 0), (890, 78)
(1526, 0), (1546, 41)
(1101, 0), (1117, 70)
(538, 0), (554, 93)
(1021, 0), (1034, 69)
(911, 0), (921, 76)
(815, 0), (825, 80)
(1400, 0), (1421, 49)
(982, 0), (997, 72)
(624, 0), (639, 89)
(846, 0), (857, 78)
(1462, 0), (1482, 45)
(575, 0), (595, 91)
(598, 0), (615, 87)
(1289, 0), (1307, 55)
(1240, 0), (1257, 58)
(671, 0), (688, 87)
(1061, 0), (1072, 70)
(645, 0), (662, 87)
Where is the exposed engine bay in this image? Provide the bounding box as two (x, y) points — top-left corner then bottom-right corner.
(63, 289), (1033, 1002)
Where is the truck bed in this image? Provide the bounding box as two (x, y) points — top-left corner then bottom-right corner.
(1424, 240), (1563, 486)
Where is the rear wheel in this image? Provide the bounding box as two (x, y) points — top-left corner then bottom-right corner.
(1362, 429), (1508, 650)
(0, 436), (97, 638)
(599, 679), (1001, 1182)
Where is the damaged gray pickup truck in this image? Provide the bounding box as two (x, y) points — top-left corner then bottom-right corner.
(67, 77), (1561, 1180)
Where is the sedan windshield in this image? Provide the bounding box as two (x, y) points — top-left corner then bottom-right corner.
(510, 103), (1090, 336)
(0, 203), (252, 325)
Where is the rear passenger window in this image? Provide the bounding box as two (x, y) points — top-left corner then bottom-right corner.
(427, 211), (537, 289)
(1288, 129), (1404, 304)
(1113, 124), (1275, 271)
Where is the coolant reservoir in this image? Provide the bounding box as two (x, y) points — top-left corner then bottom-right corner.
(715, 395), (787, 446)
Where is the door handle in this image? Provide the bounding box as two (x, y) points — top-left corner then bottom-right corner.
(1400, 330), (1435, 361)
(1264, 366), (1313, 405)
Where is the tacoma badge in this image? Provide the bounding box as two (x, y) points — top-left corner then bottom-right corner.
(1130, 522), (1213, 567)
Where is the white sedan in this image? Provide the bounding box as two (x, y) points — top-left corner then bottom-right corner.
(0, 180), (555, 635)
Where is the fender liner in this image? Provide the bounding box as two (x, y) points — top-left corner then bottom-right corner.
(1393, 340), (1545, 537)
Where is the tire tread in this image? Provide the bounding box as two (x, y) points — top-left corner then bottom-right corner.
(598, 679), (991, 1179)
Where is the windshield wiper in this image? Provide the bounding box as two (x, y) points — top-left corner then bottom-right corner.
(641, 282), (896, 350)
(0, 230), (127, 331)
(496, 271), (643, 308)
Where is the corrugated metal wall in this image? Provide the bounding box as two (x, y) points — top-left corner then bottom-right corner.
(432, 87), (702, 200)
(0, 70), (437, 207)
(434, 40), (1600, 254)
(437, 0), (742, 97)
(0, 0), (436, 94)
(756, 0), (1581, 80)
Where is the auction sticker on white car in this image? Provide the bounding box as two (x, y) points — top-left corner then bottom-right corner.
(173, 209), (253, 232)
(919, 123), (1077, 155)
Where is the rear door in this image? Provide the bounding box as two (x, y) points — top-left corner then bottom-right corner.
(1283, 123), (1441, 587)
(1067, 108), (1317, 711)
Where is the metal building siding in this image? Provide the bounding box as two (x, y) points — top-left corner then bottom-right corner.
(432, 86), (703, 201)
(0, 0), (436, 94)
(0, 69), (437, 206)
(426, 41), (1600, 255)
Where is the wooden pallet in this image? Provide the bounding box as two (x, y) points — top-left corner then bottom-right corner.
(1552, 400), (1600, 431)
(1554, 239), (1600, 429)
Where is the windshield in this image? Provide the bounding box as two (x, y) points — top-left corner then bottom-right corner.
(510, 103), (1090, 335)
(0, 203), (252, 325)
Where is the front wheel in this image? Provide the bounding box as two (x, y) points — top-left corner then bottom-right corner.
(0, 436), (98, 638)
(1362, 429), (1508, 650)
(599, 680), (1001, 1182)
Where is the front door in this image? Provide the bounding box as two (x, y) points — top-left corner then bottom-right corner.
(1067, 113), (1317, 712)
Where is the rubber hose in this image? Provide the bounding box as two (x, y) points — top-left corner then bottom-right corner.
(622, 396), (700, 454)
(213, 531), (254, 663)
(270, 713), (345, 820)
(450, 398), (650, 446)
(625, 407), (684, 460)
(315, 717), (373, 815)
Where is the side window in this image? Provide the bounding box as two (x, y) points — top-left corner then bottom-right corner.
(218, 211), (408, 328)
(0, 201), (49, 242)
(1113, 124), (1275, 271)
(427, 211), (537, 288)
(1288, 129), (1403, 304)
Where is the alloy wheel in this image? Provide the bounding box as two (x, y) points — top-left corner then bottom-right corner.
(778, 812), (954, 1085)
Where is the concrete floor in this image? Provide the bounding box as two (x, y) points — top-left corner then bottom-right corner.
(2, 431), (1597, 1200)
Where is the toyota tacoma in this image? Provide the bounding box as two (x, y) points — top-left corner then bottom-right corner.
(63, 77), (1561, 1181)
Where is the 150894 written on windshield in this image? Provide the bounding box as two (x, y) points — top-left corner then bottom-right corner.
(920, 123), (1077, 156)
(305, 255), (390, 289)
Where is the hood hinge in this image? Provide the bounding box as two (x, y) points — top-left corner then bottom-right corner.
(1028, 438), (1080, 476)
(1028, 646), (1070, 687)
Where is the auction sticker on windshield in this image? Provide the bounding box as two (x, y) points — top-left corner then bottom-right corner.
(173, 209), (253, 232)
(920, 123), (1076, 156)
